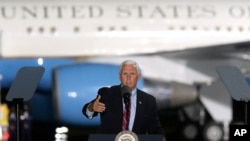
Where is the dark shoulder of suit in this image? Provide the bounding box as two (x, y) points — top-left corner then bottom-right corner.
(137, 89), (156, 100)
(98, 85), (121, 102)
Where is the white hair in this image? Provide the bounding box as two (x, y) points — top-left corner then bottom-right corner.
(119, 60), (141, 74)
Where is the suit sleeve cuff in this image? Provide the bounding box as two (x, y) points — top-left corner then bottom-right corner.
(86, 104), (94, 119)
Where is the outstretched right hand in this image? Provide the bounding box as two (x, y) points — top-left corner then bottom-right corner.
(88, 95), (106, 113)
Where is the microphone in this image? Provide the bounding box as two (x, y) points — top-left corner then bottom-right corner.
(121, 85), (131, 106)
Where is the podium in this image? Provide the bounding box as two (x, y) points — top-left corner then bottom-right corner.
(88, 134), (165, 141)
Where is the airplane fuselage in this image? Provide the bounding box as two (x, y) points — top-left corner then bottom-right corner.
(0, 0), (250, 57)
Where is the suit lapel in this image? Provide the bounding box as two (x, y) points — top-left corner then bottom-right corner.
(132, 90), (144, 131)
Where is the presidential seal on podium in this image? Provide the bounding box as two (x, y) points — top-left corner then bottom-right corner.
(115, 130), (139, 141)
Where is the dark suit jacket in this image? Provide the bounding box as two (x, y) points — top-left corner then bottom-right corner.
(82, 85), (165, 136)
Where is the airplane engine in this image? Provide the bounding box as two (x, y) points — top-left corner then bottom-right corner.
(143, 79), (198, 109)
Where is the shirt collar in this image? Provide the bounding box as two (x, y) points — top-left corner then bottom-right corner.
(131, 88), (137, 97)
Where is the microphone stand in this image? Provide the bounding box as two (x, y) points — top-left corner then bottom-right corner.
(123, 93), (131, 130)
(126, 103), (130, 130)
(121, 85), (132, 130)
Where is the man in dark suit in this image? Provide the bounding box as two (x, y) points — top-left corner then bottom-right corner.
(82, 60), (165, 137)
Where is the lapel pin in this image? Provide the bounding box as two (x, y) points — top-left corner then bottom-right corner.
(139, 101), (142, 104)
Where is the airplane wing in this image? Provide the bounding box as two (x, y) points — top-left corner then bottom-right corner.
(156, 40), (250, 125)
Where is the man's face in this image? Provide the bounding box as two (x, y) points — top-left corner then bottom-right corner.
(119, 64), (140, 90)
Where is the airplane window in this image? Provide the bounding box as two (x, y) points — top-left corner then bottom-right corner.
(192, 26), (197, 30)
(74, 26), (80, 33)
(109, 26), (115, 31)
(168, 26), (174, 30)
(50, 27), (56, 33)
(39, 27), (44, 33)
(238, 27), (243, 32)
(121, 26), (127, 31)
(227, 27), (232, 32)
(215, 26), (220, 31)
(27, 27), (32, 33)
(180, 26), (186, 30)
(97, 26), (103, 31)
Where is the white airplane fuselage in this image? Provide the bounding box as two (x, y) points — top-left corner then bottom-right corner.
(0, 0), (250, 57)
